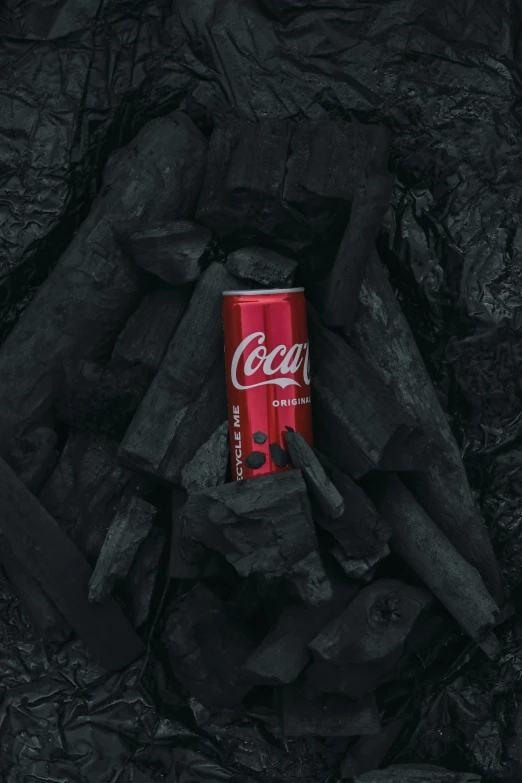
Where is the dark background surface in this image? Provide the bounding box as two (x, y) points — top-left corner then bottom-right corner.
(2, 1), (522, 781)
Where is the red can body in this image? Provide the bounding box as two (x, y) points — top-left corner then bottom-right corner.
(222, 287), (313, 481)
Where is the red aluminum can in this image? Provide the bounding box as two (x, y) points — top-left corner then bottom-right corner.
(222, 287), (313, 481)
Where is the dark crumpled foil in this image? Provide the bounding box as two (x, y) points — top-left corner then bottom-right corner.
(2, 0), (522, 780)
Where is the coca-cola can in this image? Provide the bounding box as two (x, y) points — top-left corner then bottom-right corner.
(222, 287), (313, 481)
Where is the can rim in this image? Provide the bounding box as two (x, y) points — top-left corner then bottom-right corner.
(222, 287), (305, 296)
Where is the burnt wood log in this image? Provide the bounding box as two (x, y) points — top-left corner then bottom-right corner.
(181, 420), (229, 493)
(243, 581), (356, 684)
(121, 221), (212, 285)
(280, 688), (381, 737)
(340, 720), (405, 778)
(0, 456), (144, 670)
(309, 579), (431, 664)
(308, 305), (432, 478)
(182, 471), (333, 605)
(6, 426), (59, 493)
(349, 250), (503, 602)
(39, 431), (144, 566)
(225, 246), (297, 287)
(285, 431), (344, 518)
(162, 583), (260, 707)
(0, 112), (207, 454)
(353, 765), (481, 782)
(88, 494), (157, 603)
(378, 475), (500, 658)
(112, 287), (190, 373)
(118, 262), (238, 484)
(54, 358), (152, 438)
(323, 163), (394, 333)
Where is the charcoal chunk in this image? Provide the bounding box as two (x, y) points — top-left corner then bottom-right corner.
(286, 432), (344, 518)
(170, 488), (229, 580)
(39, 431), (143, 565)
(280, 688), (380, 737)
(304, 650), (402, 701)
(162, 583), (259, 707)
(122, 524), (166, 628)
(88, 494), (157, 603)
(181, 420), (229, 493)
(121, 221), (212, 285)
(119, 262), (239, 483)
(0, 456), (144, 670)
(226, 246), (297, 287)
(269, 442), (289, 468)
(253, 431), (268, 444)
(112, 287), (190, 373)
(378, 475), (500, 658)
(351, 251), (503, 602)
(0, 112), (207, 454)
(183, 471), (332, 605)
(55, 358), (152, 438)
(331, 542), (390, 582)
(245, 451), (266, 469)
(307, 304), (432, 478)
(243, 581), (356, 684)
(341, 720), (405, 778)
(353, 765), (481, 782)
(309, 579), (432, 664)
(6, 426), (59, 493)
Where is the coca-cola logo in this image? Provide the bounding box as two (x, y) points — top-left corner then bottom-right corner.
(231, 331), (310, 390)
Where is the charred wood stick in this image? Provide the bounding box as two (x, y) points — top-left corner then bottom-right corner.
(88, 494), (157, 603)
(225, 246), (297, 288)
(118, 262), (238, 483)
(308, 579), (431, 664)
(183, 471), (333, 605)
(112, 287), (190, 373)
(285, 431), (344, 518)
(307, 304), (432, 478)
(323, 164), (394, 333)
(0, 113), (207, 454)
(349, 250), (503, 602)
(0, 456), (144, 670)
(378, 475), (500, 658)
(280, 688), (381, 737)
(353, 764), (481, 782)
(181, 420), (229, 494)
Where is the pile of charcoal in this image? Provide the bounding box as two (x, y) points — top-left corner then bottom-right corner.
(0, 111), (504, 782)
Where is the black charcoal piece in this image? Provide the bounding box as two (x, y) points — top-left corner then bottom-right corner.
(341, 720), (405, 778)
(162, 583), (259, 707)
(39, 431), (144, 565)
(353, 765), (481, 782)
(54, 358), (152, 438)
(88, 494), (157, 603)
(307, 304), (433, 479)
(225, 246), (297, 287)
(1, 557), (71, 643)
(309, 579), (431, 664)
(253, 431), (268, 444)
(0, 456), (144, 670)
(284, 121), (391, 203)
(0, 112), (207, 454)
(112, 287), (190, 373)
(351, 251), (503, 602)
(122, 221), (212, 285)
(280, 688), (380, 737)
(323, 164), (394, 334)
(286, 431), (344, 518)
(331, 542), (390, 582)
(118, 262), (240, 483)
(181, 420), (229, 493)
(378, 475), (500, 658)
(243, 581), (356, 684)
(245, 451), (266, 469)
(183, 471), (333, 605)
(269, 442), (289, 467)
(6, 426), (59, 493)
(303, 649), (402, 701)
(170, 488), (230, 580)
(122, 524), (166, 628)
